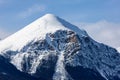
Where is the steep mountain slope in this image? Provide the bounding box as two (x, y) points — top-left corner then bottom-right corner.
(0, 14), (120, 80)
(0, 55), (38, 80)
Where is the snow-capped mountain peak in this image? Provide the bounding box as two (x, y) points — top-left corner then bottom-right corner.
(0, 14), (120, 80)
(0, 14), (86, 52)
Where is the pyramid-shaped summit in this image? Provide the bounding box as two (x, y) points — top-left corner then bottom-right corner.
(0, 14), (86, 52)
(0, 14), (120, 80)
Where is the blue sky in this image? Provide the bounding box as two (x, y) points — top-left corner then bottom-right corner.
(0, 0), (120, 48)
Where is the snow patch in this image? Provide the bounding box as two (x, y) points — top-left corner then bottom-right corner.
(30, 55), (44, 74)
(11, 53), (28, 71)
(117, 47), (120, 53)
(53, 51), (69, 80)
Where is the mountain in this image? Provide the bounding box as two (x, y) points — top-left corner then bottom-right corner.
(0, 14), (120, 80)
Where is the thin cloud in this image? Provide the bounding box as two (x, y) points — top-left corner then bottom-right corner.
(76, 20), (120, 48)
(18, 4), (46, 18)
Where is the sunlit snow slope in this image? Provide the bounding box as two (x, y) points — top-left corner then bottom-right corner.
(117, 47), (120, 53)
(0, 14), (85, 52)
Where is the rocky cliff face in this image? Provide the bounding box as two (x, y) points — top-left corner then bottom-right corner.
(0, 14), (120, 80)
(0, 55), (37, 80)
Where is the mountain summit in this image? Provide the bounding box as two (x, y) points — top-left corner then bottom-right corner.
(0, 14), (120, 80)
(0, 14), (86, 52)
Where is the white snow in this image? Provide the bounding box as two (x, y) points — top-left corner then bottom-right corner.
(0, 14), (86, 78)
(29, 54), (44, 74)
(53, 51), (69, 80)
(117, 47), (120, 53)
(0, 14), (85, 53)
(0, 13), (119, 80)
(11, 52), (29, 71)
